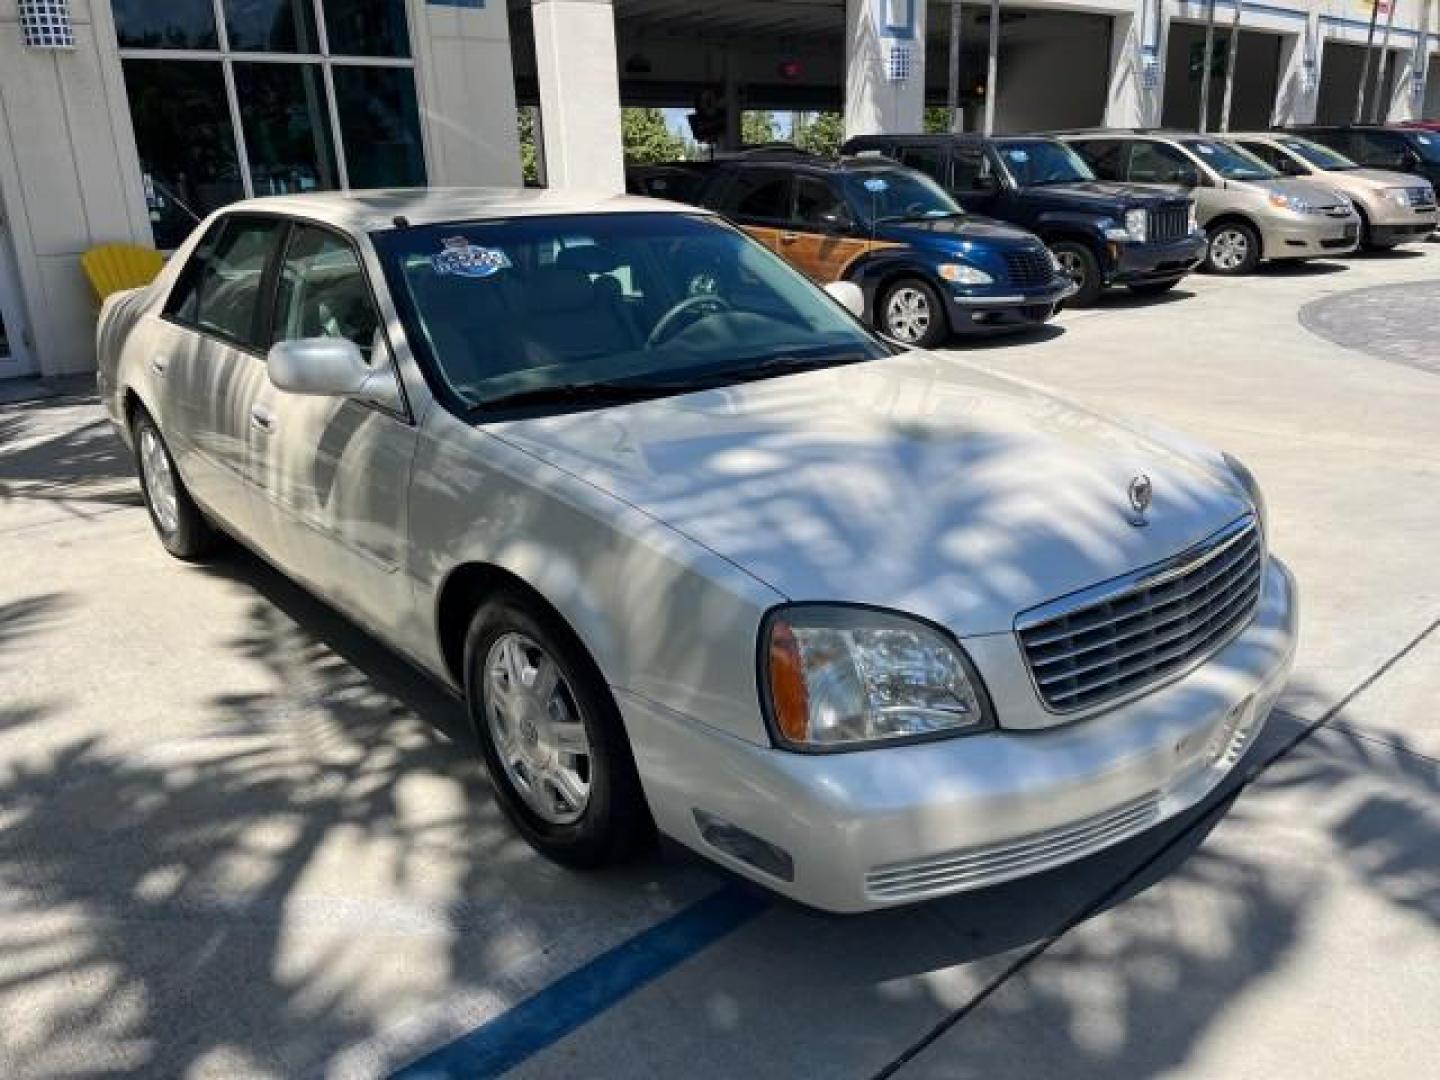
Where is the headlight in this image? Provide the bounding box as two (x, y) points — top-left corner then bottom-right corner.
(762, 605), (993, 750)
(938, 262), (994, 286)
(1222, 452), (1268, 541)
(1267, 190), (1307, 212)
(1187, 201), (1199, 233)
(1124, 208), (1149, 243)
(1383, 187), (1412, 207)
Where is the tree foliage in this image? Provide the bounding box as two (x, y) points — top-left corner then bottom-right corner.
(924, 106), (953, 134)
(741, 111), (778, 145)
(621, 108), (688, 164)
(793, 112), (845, 157)
(517, 106), (539, 185)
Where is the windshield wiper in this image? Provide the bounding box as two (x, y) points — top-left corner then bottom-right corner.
(469, 379), (692, 412)
(875, 211), (964, 223)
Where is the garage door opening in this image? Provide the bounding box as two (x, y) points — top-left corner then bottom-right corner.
(1162, 22), (1286, 131)
(925, 6), (1113, 133)
(1315, 41), (1401, 124)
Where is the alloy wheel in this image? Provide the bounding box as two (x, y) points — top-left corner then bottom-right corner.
(1054, 248), (1086, 284)
(1210, 228), (1250, 272)
(139, 426), (179, 535)
(884, 286), (931, 343)
(484, 632), (593, 825)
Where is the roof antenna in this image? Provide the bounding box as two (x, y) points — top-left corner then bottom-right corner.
(392, 214), (410, 229)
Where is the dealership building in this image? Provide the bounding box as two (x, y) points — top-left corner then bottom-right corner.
(1, 0), (1437, 379)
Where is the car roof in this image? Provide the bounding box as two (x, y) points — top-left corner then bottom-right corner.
(720, 154), (916, 173)
(215, 187), (704, 234)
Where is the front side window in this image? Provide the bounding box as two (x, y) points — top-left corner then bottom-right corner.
(1128, 141), (1204, 185)
(950, 149), (995, 192)
(1072, 140), (1125, 181)
(897, 146), (949, 185)
(840, 168), (963, 222)
(375, 213), (888, 413)
(272, 226), (381, 355)
(794, 176), (850, 228)
(722, 170), (793, 222)
(1177, 139), (1275, 181)
(169, 217), (285, 346)
(993, 139), (1095, 186)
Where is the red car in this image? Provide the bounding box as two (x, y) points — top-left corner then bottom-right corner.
(1401, 120), (1440, 133)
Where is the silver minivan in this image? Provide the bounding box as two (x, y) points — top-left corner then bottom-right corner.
(1063, 131), (1360, 274)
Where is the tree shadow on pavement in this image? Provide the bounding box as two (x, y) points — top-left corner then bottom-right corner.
(0, 399), (141, 518)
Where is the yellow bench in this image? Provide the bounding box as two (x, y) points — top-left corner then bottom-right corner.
(80, 244), (166, 303)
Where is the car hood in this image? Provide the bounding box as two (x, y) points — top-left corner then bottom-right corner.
(1345, 167), (1429, 189)
(492, 352), (1250, 635)
(1018, 181), (1186, 210)
(871, 215), (1040, 248)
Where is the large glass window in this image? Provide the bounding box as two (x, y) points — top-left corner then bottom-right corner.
(113, 0), (218, 49)
(122, 60), (245, 249)
(321, 0), (411, 58)
(234, 63), (339, 195)
(226, 0), (320, 53)
(118, 1), (424, 248)
(332, 67), (425, 188)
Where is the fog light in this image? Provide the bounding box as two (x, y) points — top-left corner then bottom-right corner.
(693, 810), (795, 882)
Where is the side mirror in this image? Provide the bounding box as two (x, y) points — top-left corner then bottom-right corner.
(267, 336), (398, 409)
(823, 280), (866, 320)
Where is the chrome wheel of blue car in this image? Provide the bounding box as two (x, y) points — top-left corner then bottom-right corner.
(881, 278), (946, 348)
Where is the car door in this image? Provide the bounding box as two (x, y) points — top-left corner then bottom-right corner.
(1123, 140), (1216, 220)
(777, 174), (873, 283)
(247, 221), (419, 637)
(714, 167), (794, 252)
(156, 214), (286, 537)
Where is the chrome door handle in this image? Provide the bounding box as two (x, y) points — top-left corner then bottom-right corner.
(249, 404), (276, 433)
(150, 356), (169, 378)
(780, 232), (799, 243)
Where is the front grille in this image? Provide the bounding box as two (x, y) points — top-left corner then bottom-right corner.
(865, 792), (1162, 901)
(1017, 517), (1263, 712)
(1003, 247), (1053, 288)
(1149, 204), (1189, 242)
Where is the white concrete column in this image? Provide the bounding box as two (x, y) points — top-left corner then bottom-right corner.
(1272, 18), (1320, 125)
(1384, 50), (1417, 122)
(409, 0), (522, 186)
(531, 0), (625, 192)
(845, 0), (927, 139)
(1105, 11), (1145, 128)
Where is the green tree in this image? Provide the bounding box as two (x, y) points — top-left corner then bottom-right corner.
(923, 106), (952, 134)
(793, 111), (845, 157)
(621, 107), (688, 164)
(517, 106), (539, 185)
(741, 110), (777, 145)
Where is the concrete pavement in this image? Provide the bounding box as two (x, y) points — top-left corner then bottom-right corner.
(1, 245), (1437, 1078)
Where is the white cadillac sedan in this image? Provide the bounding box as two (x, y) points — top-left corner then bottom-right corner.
(97, 189), (1296, 912)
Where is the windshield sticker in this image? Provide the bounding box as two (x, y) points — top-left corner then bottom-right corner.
(1006, 149), (1030, 163)
(431, 237), (512, 278)
(1417, 134), (1433, 145)
(1194, 143), (1216, 155)
(862, 177), (890, 193)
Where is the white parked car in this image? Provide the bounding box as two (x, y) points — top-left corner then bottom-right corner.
(97, 190), (1297, 912)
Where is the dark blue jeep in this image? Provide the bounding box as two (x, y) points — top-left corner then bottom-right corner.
(658, 154), (1075, 348)
(842, 134), (1207, 306)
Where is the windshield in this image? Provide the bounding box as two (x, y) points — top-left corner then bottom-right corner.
(1276, 137), (1358, 171)
(994, 139), (1096, 185)
(374, 213), (888, 413)
(840, 168), (962, 223)
(1410, 131), (1440, 164)
(1179, 138), (1277, 180)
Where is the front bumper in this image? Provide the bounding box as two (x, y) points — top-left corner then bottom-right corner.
(1260, 212), (1361, 259)
(1367, 209), (1437, 245)
(943, 274), (1077, 334)
(1106, 233), (1207, 284)
(623, 558), (1297, 913)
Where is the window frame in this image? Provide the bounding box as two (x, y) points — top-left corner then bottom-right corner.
(117, 0), (424, 209)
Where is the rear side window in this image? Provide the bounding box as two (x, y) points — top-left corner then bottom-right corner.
(167, 216), (285, 347)
(1072, 140), (1125, 181)
(794, 175), (850, 227)
(897, 145), (949, 185)
(720, 169), (792, 223)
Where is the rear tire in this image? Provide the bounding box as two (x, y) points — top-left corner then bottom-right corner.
(463, 590), (653, 868)
(131, 408), (220, 561)
(1128, 278), (1182, 296)
(878, 277), (949, 349)
(1204, 221), (1261, 275)
(1049, 241), (1104, 307)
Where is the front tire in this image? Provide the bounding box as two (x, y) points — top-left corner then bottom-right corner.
(1049, 241), (1104, 307)
(463, 591), (652, 868)
(1204, 221), (1261, 275)
(879, 277), (949, 349)
(132, 409), (220, 560)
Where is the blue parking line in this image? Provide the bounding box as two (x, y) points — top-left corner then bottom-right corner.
(390, 884), (770, 1079)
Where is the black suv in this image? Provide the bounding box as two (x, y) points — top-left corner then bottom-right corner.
(649, 154), (1074, 347)
(1287, 125), (1440, 190)
(841, 134), (1206, 306)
